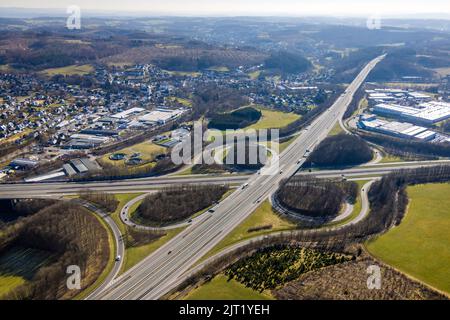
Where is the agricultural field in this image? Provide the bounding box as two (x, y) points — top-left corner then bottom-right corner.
(39, 64), (94, 76)
(102, 46), (267, 71)
(0, 64), (12, 72)
(366, 183), (450, 295)
(0, 247), (53, 298)
(184, 274), (273, 300)
(167, 96), (193, 107)
(246, 109), (301, 130)
(433, 67), (450, 77)
(99, 140), (166, 168)
(207, 66), (230, 72)
(248, 70), (262, 80)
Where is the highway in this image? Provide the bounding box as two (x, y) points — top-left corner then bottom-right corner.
(86, 55), (385, 300)
(168, 179), (376, 294)
(0, 159), (448, 198)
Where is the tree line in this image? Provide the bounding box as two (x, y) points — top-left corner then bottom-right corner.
(208, 107), (262, 130)
(192, 84), (249, 119)
(306, 134), (373, 167)
(79, 190), (119, 213)
(135, 184), (229, 226)
(0, 201), (109, 299)
(276, 177), (358, 218)
(358, 131), (450, 159)
(166, 164), (450, 299)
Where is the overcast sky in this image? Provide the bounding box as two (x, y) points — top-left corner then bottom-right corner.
(0, 0), (449, 17)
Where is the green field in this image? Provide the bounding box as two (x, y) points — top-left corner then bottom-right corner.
(40, 64), (94, 76)
(99, 140), (166, 168)
(247, 109), (300, 130)
(167, 96), (192, 107)
(366, 183), (450, 295)
(0, 247), (52, 298)
(184, 274), (273, 300)
(248, 70), (262, 80)
(207, 66), (230, 72)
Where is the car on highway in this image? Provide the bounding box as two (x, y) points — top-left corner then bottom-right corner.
(208, 209), (215, 213)
(115, 255), (121, 262)
(242, 183), (249, 189)
(168, 251), (172, 255)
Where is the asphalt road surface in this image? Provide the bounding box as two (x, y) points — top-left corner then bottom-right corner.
(0, 159), (448, 198)
(88, 55), (385, 300)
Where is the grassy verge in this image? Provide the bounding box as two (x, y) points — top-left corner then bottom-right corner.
(122, 227), (185, 273)
(366, 183), (450, 295)
(110, 193), (143, 234)
(184, 274), (273, 300)
(328, 122), (344, 136)
(324, 180), (369, 228)
(201, 200), (296, 261)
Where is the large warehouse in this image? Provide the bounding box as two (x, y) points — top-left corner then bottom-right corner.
(139, 108), (185, 125)
(358, 116), (437, 141)
(372, 101), (450, 124)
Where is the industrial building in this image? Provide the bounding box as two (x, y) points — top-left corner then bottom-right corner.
(372, 101), (450, 125)
(139, 108), (184, 125)
(366, 89), (433, 105)
(358, 115), (437, 141)
(64, 134), (110, 149)
(111, 107), (145, 119)
(9, 158), (38, 170)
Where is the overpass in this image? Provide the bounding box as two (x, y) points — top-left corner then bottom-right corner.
(88, 55), (386, 300)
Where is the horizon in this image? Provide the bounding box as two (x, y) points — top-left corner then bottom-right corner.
(0, 0), (450, 19)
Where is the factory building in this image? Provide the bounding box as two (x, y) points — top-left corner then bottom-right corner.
(111, 107), (146, 119)
(372, 102), (450, 125)
(358, 115), (437, 141)
(139, 108), (184, 125)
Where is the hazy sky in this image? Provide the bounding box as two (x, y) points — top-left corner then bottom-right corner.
(1, 0), (449, 17)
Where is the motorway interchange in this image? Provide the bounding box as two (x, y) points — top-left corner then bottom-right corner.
(3, 55), (440, 300)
